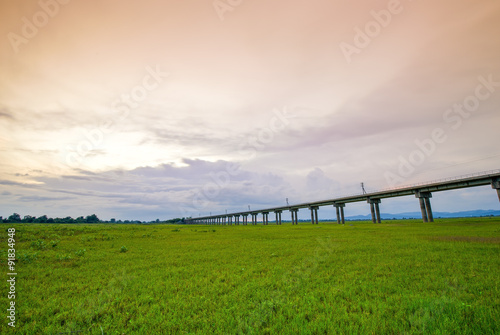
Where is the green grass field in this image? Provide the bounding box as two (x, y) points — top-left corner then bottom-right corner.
(1, 218), (499, 334)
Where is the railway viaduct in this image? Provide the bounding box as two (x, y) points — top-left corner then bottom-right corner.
(186, 170), (500, 225)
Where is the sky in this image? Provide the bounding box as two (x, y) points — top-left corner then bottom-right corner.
(1, 0), (500, 221)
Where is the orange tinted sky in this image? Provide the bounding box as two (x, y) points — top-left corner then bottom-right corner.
(1, 0), (499, 220)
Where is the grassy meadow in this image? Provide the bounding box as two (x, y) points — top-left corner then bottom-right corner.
(1, 218), (499, 334)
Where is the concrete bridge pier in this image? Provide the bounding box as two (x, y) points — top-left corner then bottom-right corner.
(274, 210), (282, 225)
(334, 203), (345, 224)
(309, 206), (319, 224)
(228, 216), (232, 225)
(367, 199), (382, 223)
(243, 214), (248, 225)
(492, 178), (500, 203)
(235, 215), (240, 225)
(290, 209), (299, 225)
(415, 191), (434, 222)
(262, 212), (269, 225)
(251, 213), (257, 225)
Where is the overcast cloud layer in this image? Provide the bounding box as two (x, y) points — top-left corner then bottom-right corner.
(1, 0), (499, 221)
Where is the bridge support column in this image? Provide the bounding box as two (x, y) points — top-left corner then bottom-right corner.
(290, 209), (299, 225)
(309, 206), (319, 224)
(334, 203), (345, 224)
(492, 178), (500, 203)
(274, 210), (282, 225)
(419, 197), (428, 222)
(416, 191), (434, 222)
(262, 212), (269, 225)
(425, 197), (434, 222)
(375, 202), (381, 223)
(367, 199), (381, 223)
(370, 202), (376, 223)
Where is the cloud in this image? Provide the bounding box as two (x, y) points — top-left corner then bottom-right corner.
(0, 1), (499, 220)
(0, 159), (293, 220)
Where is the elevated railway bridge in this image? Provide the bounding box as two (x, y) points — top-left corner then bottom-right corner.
(186, 170), (500, 225)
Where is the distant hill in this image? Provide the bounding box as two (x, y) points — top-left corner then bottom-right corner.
(343, 209), (500, 221)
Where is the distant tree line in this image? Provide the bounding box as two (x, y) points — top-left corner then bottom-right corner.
(0, 213), (185, 224)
